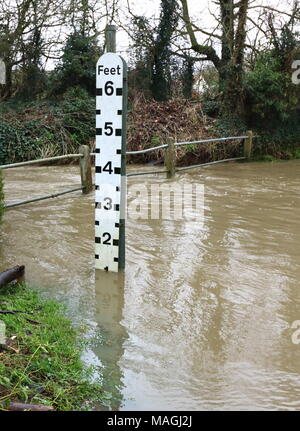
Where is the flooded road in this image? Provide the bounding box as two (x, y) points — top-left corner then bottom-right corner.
(1, 160), (300, 410)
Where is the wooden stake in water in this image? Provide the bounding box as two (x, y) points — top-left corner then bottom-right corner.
(244, 130), (253, 160)
(95, 52), (127, 272)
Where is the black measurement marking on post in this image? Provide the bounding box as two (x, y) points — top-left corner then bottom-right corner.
(95, 148), (100, 153)
(95, 221), (99, 226)
(116, 186), (120, 191)
(117, 110), (122, 115)
(95, 185), (99, 190)
(114, 204), (120, 211)
(96, 128), (102, 135)
(96, 110), (101, 115)
(114, 258), (119, 263)
(96, 89), (102, 96)
(115, 129), (122, 136)
(95, 254), (99, 260)
(113, 239), (119, 246)
(116, 88), (123, 96)
(95, 237), (101, 244)
(114, 167), (121, 174)
(96, 167), (101, 173)
(116, 149), (121, 155)
(95, 202), (101, 209)
(115, 223), (120, 228)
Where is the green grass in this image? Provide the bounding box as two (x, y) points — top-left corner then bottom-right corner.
(0, 284), (104, 411)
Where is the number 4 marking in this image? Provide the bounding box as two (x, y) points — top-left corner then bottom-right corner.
(103, 162), (113, 174)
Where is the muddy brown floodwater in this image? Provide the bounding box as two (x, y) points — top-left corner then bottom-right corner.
(1, 160), (300, 411)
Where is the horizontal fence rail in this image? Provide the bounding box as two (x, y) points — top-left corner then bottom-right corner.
(0, 154), (83, 170)
(127, 169), (168, 177)
(174, 136), (248, 148)
(4, 187), (84, 209)
(176, 157), (246, 172)
(125, 135), (248, 156)
(126, 144), (168, 155)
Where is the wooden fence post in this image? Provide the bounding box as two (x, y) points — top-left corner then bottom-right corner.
(244, 130), (253, 160)
(79, 145), (92, 194)
(105, 25), (117, 53)
(164, 138), (176, 179)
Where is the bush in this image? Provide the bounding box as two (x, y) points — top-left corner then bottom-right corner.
(245, 52), (300, 128)
(0, 170), (4, 223)
(51, 32), (100, 96)
(0, 89), (95, 164)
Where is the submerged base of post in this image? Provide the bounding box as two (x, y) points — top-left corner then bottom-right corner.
(79, 145), (92, 194)
(244, 130), (253, 160)
(165, 139), (176, 178)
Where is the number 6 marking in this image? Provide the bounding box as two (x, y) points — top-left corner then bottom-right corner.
(105, 81), (114, 96)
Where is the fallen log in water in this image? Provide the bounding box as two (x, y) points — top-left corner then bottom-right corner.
(7, 402), (54, 411)
(0, 266), (25, 288)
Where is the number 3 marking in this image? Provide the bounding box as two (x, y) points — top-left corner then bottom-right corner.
(103, 197), (112, 210)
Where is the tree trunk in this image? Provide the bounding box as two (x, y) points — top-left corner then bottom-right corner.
(1, 61), (13, 100)
(180, 0), (249, 121)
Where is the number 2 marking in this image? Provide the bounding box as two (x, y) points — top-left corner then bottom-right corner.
(103, 233), (111, 245)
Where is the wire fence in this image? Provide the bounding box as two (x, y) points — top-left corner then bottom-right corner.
(1, 133), (254, 207)
(126, 133), (253, 177)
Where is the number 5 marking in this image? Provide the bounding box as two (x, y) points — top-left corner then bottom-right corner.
(104, 122), (113, 136)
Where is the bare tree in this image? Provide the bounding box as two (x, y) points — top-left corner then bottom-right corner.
(178, 0), (299, 118)
(0, 0), (119, 99)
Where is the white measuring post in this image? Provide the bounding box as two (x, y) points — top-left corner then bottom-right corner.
(95, 51), (127, 272)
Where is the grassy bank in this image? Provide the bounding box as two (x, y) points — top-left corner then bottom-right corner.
(0, 284), (103, 411)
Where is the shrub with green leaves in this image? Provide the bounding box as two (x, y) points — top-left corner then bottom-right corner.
(246, 51), (300, 126)
(0, 89), (95, 165)
(51, 31), (100, 96)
